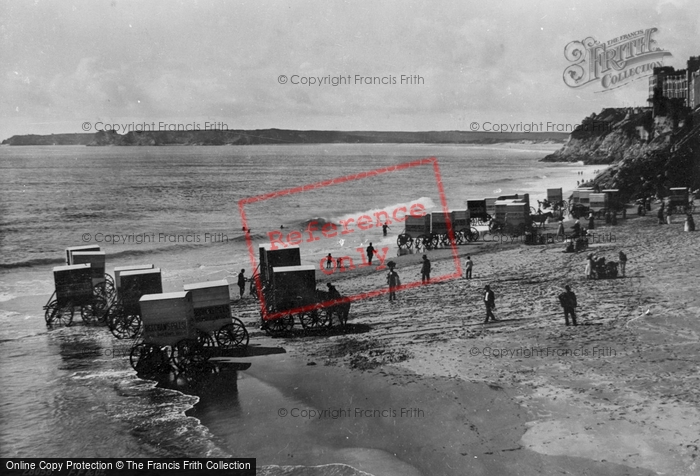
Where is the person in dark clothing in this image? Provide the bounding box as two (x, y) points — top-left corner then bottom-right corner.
(483, 285), (497, 323)
(421, 254), (431, 283)
(336, 256), (343, 270)
(465, 256), (473, 279)
(366, 243), (375, 265)
(386, 261), (400, 301)
(382, 223), (390, 236)
(618, 250), (627, 277)
(326, 253), (333, 269)
(558, 285), (578, 326)
(237, 269), (246, 298)
(571, 219), (581, 238)
(657, 204), (665, 224)
(327, 282), (341, 299)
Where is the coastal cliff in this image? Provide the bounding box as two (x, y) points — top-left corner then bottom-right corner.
(1, 129), (567, 146)
(542, 107), (700, 200)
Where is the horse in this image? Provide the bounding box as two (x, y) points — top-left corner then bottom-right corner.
(530, 211), (553, 228)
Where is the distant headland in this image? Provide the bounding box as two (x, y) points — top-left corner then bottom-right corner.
(1, 129), (568, 146)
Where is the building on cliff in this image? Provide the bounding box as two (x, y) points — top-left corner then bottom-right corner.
(647, 56), (700, 110)
(691, 70), (700, 110)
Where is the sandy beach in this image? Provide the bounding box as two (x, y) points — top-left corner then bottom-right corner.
(227, 204), (699, 475)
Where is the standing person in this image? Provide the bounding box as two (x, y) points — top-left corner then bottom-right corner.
(326, 253), (333, 269)
(366, 242), (375, 265)
(386, 261), (400, 302)
(237, 269), (246, 298)
(483, 285), (497, 323)
(585, 253), (594, 279)
(558, 285), (578, 326)
(465, 255), (473, 279)
(657, 203), (665, 224)
(421, 254), (431, 283)
(336, 256), (343, 270)
(588, 211), (595, 230)
(685, 213), (696, 232)
(382, 223), (390, 236)
(618, 250), (627, 277)
(571, 219), (581, 238)
(556, 219), (565, 239)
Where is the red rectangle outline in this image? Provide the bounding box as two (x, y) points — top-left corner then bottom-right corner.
(238, 157), (463, 320)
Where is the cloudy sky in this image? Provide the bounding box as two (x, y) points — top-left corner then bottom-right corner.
(1, 0), (698, 138)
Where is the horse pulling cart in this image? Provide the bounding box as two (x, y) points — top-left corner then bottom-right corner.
(259, 264), (351, 336)
(397, 209), (478, 251)
(534, 188), (568, 216)
(569, 188), (594, 219)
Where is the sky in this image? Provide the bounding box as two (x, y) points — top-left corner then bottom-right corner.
(1, 0), (698, 138)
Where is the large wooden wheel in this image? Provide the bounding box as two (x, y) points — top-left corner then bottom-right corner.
(397, 233), (414, 249)
(196, 330), (216, 349)
(263, 313), (295, 337)
(462, 227), (479, 242)
(171, 338), (207, 372)
(215, 319), (249, 348)
(108, 304), (142, 340)
(45, 300), (74, 327)
(299, 305), (331, 330)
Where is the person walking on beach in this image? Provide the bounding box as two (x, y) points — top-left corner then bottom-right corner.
(366, 242), (375, 265)
(618, 250), (627, 277)
(465, 256), (473, 279)
(585, 253), (594, 279)
(336, 256), (343, 270)
(558, 285), (578, 326)
(588, 211), (595, 230)
(326, 253), (333, 269)
(421, 254), (431, 283)
(237, 269), (246, 298)
(483, 285), (497, 323)
(386, 261), (400, 301)
(382, 223), (390, 236)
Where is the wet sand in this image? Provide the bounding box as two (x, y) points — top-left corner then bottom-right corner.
(234, 204), (698, 475)
(4, 201), (697, 474)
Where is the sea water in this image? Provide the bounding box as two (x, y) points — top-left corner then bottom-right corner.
(0, 143), (593, 473)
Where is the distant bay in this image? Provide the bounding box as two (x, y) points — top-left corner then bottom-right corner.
(1, 129), (568, 147)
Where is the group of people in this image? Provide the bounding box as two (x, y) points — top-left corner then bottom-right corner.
(584, 250), (627, 279)
(657, 202), (696, 231)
